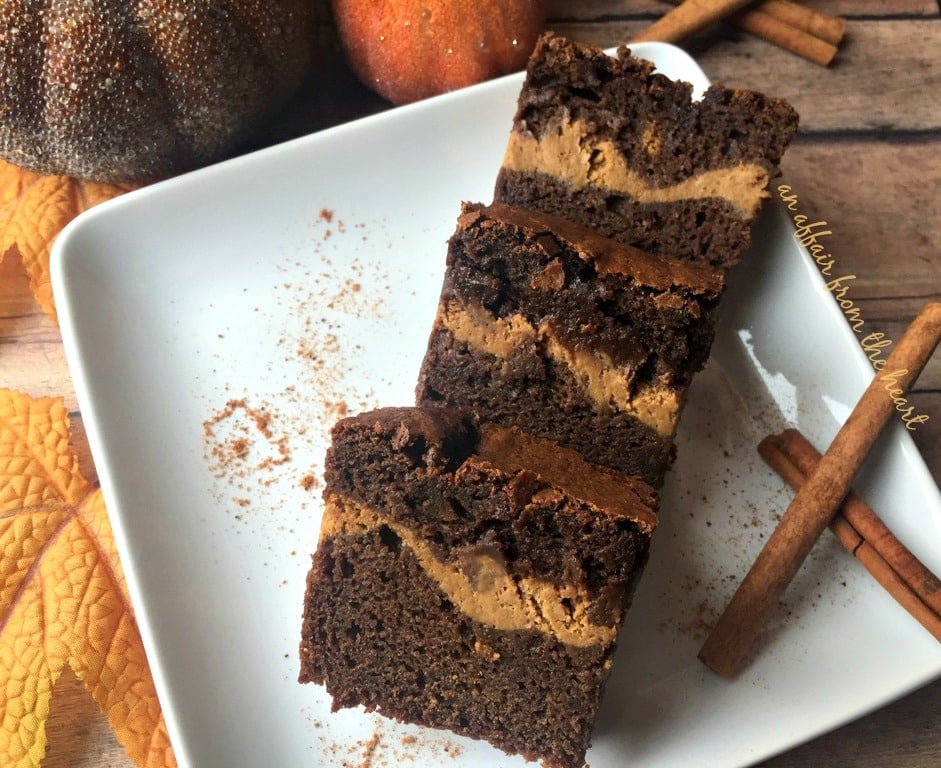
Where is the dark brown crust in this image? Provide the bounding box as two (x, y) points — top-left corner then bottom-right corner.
(473, 202), (724, 295)
(323, 406), (657, 590)
(438, 202), (722, 384)
(477, 421), (658, 531)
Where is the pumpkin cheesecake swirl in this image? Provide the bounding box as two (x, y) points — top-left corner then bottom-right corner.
(501, 117), (771, 219)
(319, 494), (622, 648)
(436, 297), (684, 439)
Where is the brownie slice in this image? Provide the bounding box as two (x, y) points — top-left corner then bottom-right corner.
(494, 32), (799, 273)
(300, 406), (658, 768)
(416, 202), (723, 486)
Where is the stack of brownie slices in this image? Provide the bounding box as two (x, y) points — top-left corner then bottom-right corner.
(300, 33), (798, 768)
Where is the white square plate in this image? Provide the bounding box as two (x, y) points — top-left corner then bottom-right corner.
(53, 43), (941, 768)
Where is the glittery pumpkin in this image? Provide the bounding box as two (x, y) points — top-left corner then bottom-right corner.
(0, 1), (318, 182)
(332, 0), (548, 105)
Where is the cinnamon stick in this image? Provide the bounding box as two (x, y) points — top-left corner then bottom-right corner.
(765, 429), (941, 617)
(699, 302), (941, 677)
(758, 432), (941, 643)
(653, 0), (846, 66)
(832, 517), (941, 643)
(631, 0), (757, 44)
(758, 0), (846, 46)
(729, 7), (839, 66)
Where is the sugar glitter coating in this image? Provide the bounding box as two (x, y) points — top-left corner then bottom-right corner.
(0, 0), (317, 181)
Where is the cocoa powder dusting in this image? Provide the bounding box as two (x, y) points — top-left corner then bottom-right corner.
(201, 208), (393, 519)
(202, 397), (296, 509)
(275, 241), (387, 427)
(305, 710), (467, 767)
(202, 208), (465, 765)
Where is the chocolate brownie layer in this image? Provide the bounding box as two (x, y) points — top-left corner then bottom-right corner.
(416, 202), (722, 485)
(494, 33), (799, 272)
(300, 406), (657, 768)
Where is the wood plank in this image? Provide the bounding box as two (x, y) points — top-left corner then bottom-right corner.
(777, 136), (941, 396)
(755, 137), (941, 478)
(777, 139), (941, 302)
(549, 0), (666, 18)
(759, 676), (941, 767)
(548, 17), (654, 47)
(546, 20), (941, 133)
(1, 250), (77, 407)
(0, 249), (59, 343)
(0, 341), (76, 408)
(802, 1), (939, 17)
(548, 1), (940, 20)
(44, 669), (130, 768)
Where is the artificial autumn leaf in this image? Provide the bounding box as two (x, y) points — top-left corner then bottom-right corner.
(0, 388), (175, 768)
(0, 160), (137, 326)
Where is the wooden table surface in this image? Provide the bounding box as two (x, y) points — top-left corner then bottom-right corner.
(3, 2), (939, 766)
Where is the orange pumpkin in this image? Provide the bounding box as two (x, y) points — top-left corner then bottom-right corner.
(332, 0), (548, 105)
(0, 1), (319, 183)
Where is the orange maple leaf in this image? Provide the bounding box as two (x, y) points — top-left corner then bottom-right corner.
(0, 160), (136, 326)
(0, 388), (176, 768)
